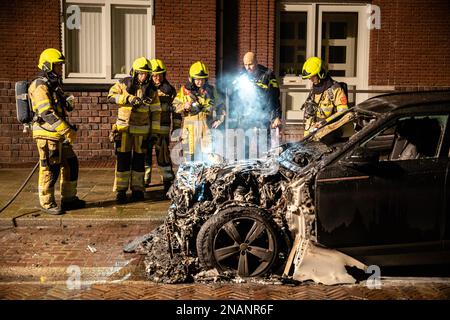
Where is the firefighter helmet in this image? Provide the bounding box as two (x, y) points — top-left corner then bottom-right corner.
(38, 48), (65, 72)
(301, 57), (327, 80)
(150, 59), (166, 74)
(130, 57), (151, 78)
(189, 61), (209, 80)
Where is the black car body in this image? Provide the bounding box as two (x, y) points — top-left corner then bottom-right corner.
(312, 90), (450, 268)
(143, 90), (450, 283)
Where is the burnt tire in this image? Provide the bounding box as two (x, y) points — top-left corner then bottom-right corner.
(196, 206), (278, 277)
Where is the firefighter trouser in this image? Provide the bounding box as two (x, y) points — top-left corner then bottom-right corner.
(144, 134), (175, 185)
(113, 132), (147, 192)
(181, 119), (212, 162)
(36, 139), (79, 208)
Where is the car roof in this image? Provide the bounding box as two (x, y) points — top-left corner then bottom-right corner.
(355, 90), (450, 115)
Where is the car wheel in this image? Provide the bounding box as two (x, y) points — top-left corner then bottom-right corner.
(196, 206), (278, 277)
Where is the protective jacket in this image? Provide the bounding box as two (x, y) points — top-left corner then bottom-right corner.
(28, 73), (72, 141)
(304, 76), (348, 136)
(151, 80), (181, 135)
(108, 76), (159, 135)
(173, 81), (221, 158)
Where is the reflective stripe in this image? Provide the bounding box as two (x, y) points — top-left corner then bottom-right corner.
(187, 124), (195, 155)
(114, 171), (130, 191)
(337, 105), (348, 112)
(151, 121), (161, 130)
(144, 166), (152, 183)
(35, 99), (51, 111)
(150, 105), (161, 112)
(129, 125), (150, 134)
(131, 170), (145, 191)
(116, 124), (129, 132)
(256, 82), (269, 89)
(269, 79), (279, 88)
(37, 105), (52, 113)
(159, 125), (170, 133)
(32, 126), (63, 140)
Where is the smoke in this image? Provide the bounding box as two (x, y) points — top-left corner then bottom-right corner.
(170, 72), (281, 166)
(224, 73), (274, 127)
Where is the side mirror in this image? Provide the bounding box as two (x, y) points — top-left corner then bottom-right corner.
(340, 146), (379, 167)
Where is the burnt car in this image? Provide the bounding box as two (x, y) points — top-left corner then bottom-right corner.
(135, 90), (450, 284)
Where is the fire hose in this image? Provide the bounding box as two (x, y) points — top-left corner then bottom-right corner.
(0, 135), (75, 217)
(0, 161), (39, 215)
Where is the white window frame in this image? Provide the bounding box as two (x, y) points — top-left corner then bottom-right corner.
(279, 2), (370, 123)
(317, 5), (370, 104)
(61, 0), (155, 84)
(279, 3), (314, 87)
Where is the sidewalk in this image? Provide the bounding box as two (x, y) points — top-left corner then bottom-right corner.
(0, 166), (169, 295)
(0, 167), (170, 227)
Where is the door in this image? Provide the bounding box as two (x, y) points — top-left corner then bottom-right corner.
(315, 114), (449, 265)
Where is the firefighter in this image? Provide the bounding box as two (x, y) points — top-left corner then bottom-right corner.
(144, 58), (181, 192)
(301, 56), (348, 136)
(173, 61), (223, 162)
(108, 57), (159, 203)
(28, 48), (85, 215)
(238, 51), (282, 130)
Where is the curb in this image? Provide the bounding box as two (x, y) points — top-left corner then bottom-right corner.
(0, 215), (167, 228)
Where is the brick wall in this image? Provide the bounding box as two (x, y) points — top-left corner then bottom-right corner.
(0, 0), (61, 81)
(237, 0), (276, 70)
(154, 0), (216, 87)
(0, 0), (61, 165)
(0, 0), (216, 165)
(370, 0), (450, 88)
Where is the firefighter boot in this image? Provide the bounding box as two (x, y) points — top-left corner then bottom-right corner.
(116, 191), (127, 204)
(163, 180), (172, 194)
(131, 190), (144, 201)
(41, 204), (63, 215)
(61, 197), (86, 211)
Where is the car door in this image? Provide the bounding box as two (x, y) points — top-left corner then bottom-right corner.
(315, 114), (449, 266)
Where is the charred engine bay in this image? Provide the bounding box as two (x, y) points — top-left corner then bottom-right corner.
(131, 142), (333, 284)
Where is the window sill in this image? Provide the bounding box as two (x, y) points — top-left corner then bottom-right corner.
(62, 83), (112, 92)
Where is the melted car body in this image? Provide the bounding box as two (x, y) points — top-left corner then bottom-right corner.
(133, 90), (450, 283)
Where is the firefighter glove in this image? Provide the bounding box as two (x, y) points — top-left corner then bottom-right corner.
(65, 95), (75, 111)
(129, 96), (143, 108)
(64, 128), (77, 144)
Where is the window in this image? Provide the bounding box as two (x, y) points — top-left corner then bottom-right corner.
(279, 11), (307, 76)
(277, 3), (370, 123)
(63, 0), (153, 83)
(361, 115), (447, 161)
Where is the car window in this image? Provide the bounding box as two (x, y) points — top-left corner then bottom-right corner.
(360, 115), (448, 161)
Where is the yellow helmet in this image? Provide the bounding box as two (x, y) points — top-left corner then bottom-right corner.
(38, 48), (65, 72)
(131, 57), (151, 77)
(150, 59), (166, 74)
(189, 61), (209, 80)
(301, 57), (327, 79)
